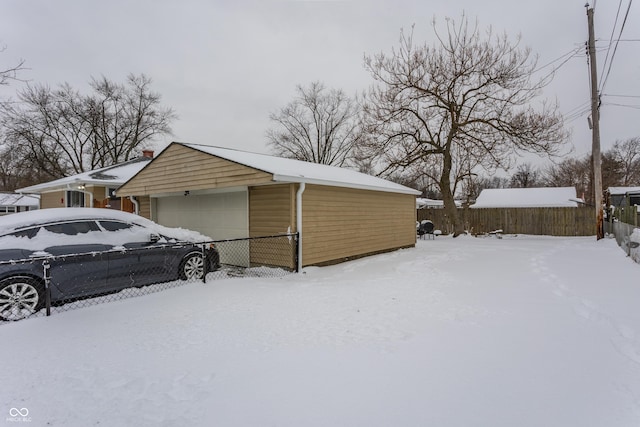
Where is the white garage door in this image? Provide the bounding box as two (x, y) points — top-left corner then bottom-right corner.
(154, 191), (249, 266)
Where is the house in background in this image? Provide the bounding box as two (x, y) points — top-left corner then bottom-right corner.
(15, 150), (154, 212)
(606, 187), (640, 223)
(606, 187), (640, 209)
(117, 142), (420, 268)
(0, 193), (39, 215)
(416, 198), (463, 209)
(471, 187), (582, 209)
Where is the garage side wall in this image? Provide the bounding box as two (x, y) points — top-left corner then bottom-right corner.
(248, 184), (296, 270)
(249, 184), (295, 236)
(137, 196), (151, 219)
(302, 185), (416, 266)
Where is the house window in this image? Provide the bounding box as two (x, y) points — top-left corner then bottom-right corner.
(66, 190), (85, 207)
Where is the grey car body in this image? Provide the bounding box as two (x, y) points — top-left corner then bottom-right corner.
(0, 210), (219, 321)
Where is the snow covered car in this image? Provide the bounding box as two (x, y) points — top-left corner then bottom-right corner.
(0, 208), (220, 321)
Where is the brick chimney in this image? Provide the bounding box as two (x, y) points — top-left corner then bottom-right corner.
(142, 149), (154, 159)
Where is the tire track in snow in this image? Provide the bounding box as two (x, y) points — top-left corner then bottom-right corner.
(531, 241), (640, 366)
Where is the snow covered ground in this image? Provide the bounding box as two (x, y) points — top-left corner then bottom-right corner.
(2, 235), (640, 427)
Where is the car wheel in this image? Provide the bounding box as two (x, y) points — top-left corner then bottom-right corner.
(0, 277), (44, 321)
(180, 253), (204, 280)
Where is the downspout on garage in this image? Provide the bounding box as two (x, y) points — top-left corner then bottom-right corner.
(296, 182), (305, 272)
(129, 196), (139, 215)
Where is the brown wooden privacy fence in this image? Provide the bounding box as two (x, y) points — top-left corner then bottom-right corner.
(417, 207), (596, 236)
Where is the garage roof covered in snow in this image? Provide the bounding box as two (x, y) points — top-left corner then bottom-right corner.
(180, 143), (421, 195)
(15, 156), (153, 194)
(471, 187), (581, 208)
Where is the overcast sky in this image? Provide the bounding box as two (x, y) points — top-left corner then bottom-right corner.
(1, 0), (638, 172)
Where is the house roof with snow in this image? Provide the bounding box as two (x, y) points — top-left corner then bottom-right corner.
(15, 155), (153, 194)
(0, 193), (39, 207)
(471, 187), (581, 208)
(607, 186), (640, 196)
(175, 143), (421, 195)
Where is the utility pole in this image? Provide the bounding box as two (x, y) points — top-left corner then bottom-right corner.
(586, 4), (604, 240)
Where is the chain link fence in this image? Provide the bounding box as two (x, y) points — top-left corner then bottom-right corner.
(0, 233), (298, 323)
(605, 221), (640, 264)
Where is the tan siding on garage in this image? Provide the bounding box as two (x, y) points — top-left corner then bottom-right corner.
(248, 184), (296, 270)
(301, 184), (416, 266)
(117, 144), (273, 196)
(137, 196), (151, 219)
(249, 184), (296, 236)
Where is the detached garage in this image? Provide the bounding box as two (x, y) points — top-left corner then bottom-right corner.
(117, 142), (420, 269)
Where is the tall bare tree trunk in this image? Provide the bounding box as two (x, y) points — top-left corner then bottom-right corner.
(440, 150), (463, 236)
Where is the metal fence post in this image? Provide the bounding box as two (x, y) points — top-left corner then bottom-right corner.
(43, 259), (51, 316)
(201, 244), (207, 284)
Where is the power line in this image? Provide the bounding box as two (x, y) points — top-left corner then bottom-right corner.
(533, 47), (583, 83)
(599, 0), (623, 82)
(602, 93), (640, 98)
(564, 107), (592, 124)
(599, 0), (634, 93)
(564, 100), (592, 116)
(532, 47), (582, 74)
(602, 102), (640, 110)
(562, 99), (592, 125)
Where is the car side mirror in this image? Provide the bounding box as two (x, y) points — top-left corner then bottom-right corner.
(149, 234), (160, 243)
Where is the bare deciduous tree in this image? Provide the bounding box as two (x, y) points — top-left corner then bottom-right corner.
(542, 144), (637, 206)
(461, 175), (509, 204)
(267, 81), (360, 167)
(543, 157), (591, 203)
(87, 74), (175, 168)
(0, 138), (51, 191)
(359, 17), (568, 235)
(509, 163), (542, 188)
(1, 73), (175, 183)
(609, 137), (640, 186)
(0, 45), (25, 86)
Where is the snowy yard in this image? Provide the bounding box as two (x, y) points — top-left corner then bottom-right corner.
(2, 235), (640, 427)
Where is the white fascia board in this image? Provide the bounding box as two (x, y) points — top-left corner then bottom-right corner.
(18, 180), (126, 194)
(272, 174), (421, 195)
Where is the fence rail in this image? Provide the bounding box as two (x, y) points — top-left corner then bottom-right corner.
(0, 233), (298, 323)
(418, 207), (596, 236)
